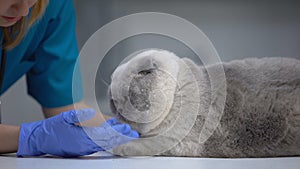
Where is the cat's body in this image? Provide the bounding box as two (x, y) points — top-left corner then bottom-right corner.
(109, 49), (300, 157)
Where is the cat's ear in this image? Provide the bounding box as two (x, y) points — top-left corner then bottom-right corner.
(136, 58), (158, 75)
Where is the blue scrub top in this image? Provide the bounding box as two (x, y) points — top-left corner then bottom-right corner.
(0, 0), (83, 108)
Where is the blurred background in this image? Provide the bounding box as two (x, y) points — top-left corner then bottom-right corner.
(2, 0), (300, 125)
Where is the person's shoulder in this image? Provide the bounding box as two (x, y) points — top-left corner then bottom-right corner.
(43, 0), (75, 19)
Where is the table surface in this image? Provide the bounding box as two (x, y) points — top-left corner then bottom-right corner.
(1, 153), (299, 169)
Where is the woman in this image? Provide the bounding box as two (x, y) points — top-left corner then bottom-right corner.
(0, 0), (138, 157)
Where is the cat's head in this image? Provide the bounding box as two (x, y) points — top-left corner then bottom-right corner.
(109, 49), (180, 135)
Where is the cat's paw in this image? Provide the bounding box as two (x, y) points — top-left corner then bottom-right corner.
(112, 141), (147, 156)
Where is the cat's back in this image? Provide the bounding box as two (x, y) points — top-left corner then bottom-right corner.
(223, 57), (300, 85)
(211, 57), (300, 157)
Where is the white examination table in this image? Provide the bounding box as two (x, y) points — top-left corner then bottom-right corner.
(0, 152), (299, 169)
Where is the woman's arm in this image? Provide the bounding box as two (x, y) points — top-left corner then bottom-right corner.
(0, 102), (93, 154)
(0, 101), (89, 154)
(42, 101), (89, 118)
(0, 124), (20, 154)
(0, 101), (110, 154)
(42, 101), (111, 127)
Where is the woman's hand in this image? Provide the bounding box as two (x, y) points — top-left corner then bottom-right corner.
(17, 108), (139, 157)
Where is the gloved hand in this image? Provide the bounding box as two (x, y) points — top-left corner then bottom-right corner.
(17, 108), (139, 157)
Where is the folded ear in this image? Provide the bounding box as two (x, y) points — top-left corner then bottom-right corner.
(136, 58), (157, 78)
(138, 58), (157, 71)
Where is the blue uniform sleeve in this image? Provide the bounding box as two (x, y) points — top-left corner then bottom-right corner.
(26, 0), (83, 108)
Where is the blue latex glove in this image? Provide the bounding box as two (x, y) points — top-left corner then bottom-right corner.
(17, 108), (139, 157)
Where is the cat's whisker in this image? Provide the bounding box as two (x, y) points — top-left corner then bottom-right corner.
(101, 78), (110, 87)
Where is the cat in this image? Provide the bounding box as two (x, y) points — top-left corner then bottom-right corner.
(108, 49), (300, 158)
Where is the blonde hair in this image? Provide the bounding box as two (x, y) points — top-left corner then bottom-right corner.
(3, 0), (49, 50)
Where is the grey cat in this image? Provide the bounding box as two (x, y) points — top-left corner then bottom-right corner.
(108, 49), (300, 158)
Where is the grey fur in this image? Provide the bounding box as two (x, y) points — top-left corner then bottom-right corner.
(109, 49), (300, 158)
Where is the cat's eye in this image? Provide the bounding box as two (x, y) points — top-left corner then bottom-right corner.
(138, 69), (153, 75)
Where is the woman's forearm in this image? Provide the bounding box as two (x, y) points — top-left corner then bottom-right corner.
(0, 124), (20, 154)
(42, 101), (111, 127)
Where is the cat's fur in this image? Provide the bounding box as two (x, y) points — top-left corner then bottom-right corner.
(109, 49), (300, 157)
